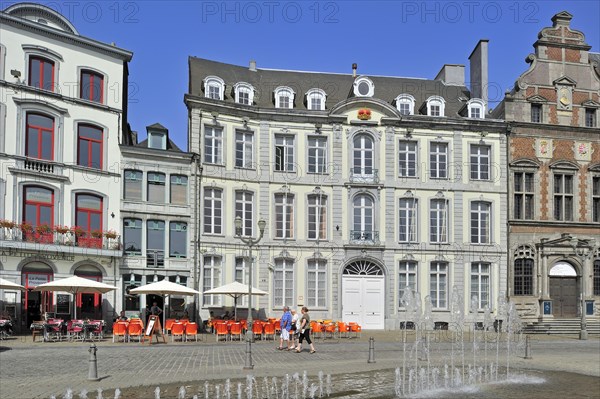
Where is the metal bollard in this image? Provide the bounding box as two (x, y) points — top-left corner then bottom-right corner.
(88, 344), (100, 381)
(524, 335), (532, 359)
(367, 337), (376, 363)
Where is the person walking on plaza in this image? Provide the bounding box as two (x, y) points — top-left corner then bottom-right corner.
(289, 308), (300, 350)
(277, 306), (292, 350)
(295, 306), (316, 354)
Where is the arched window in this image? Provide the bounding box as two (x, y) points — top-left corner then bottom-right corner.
(352, 134), (374, 178)
(80, 70), (104, 103)
(26, 112), (54, 160)
(426, 96), (445, 117)
(75, 194), (103, 236)
(306, 88), (326, 110)
(467, 98), (485, 119)
(28, 55), (54, 91)
(203, 76), (225, 100)
(77, 124), (103, 169)
(395, 94), (415, 115)
(352, 194), (374, 240)
(343, 260), (383, 275)
(274, 86), (294, 109)
(23, 185), (54, 228)
(234, 82), (254, 105)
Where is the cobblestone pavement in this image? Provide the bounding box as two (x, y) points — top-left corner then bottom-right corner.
(1, 332), (599, 398)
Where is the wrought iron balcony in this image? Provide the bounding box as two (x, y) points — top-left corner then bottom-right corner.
(0, 223), (121, 251)
(349, 230), (380, 245)
(349, 168), (379, 184)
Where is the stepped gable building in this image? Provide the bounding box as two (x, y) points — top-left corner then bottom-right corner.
(119, 124), (196, 319)
(185, 41), (509, 328)
(0, 3), (132, 328)
(492, 11), (600, 324)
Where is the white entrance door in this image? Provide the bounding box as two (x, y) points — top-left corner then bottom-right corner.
(341, 260), (385, 329)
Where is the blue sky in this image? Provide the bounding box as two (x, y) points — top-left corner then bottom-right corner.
(21, 1), (600, 150)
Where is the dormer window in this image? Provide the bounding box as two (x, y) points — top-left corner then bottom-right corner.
(203, 76), (225, 100)
(306, 88), (326, 110)
(426, 96), (445, 117)
(148, 132), (166, 150)
(234, 82), (254, 105)
(395, 94), (415, 115)
(353, 76), (374, 97)
(274, 86), (294, 109)
(467, 99), (485, 119)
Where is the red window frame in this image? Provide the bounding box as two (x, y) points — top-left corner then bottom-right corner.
(25, 112), (54, 160)
(22, 272), (54, 311)
(77, 124), (103, 169)
(28, 56), (55, 92)
(23, 186), (54, 228)
(75, 194), (103, 236)
(75, 275), (102, 308)
(80, 70), (104, 103)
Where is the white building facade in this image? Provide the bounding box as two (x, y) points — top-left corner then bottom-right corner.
(186, 52), (509, 328)
(0, 3), (131, 329)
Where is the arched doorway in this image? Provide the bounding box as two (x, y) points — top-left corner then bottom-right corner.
(74, 264), (103, 320)
(341, 260), (385, 329)
(21, 262), (54, 326)
(549, 261), (578, 318)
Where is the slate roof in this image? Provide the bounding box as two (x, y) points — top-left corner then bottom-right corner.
(590, 52), (600, 66)
(188, 57), (471, 117)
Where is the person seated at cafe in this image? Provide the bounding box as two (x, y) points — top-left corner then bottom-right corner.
(181, 311), (190, 321)
(220, 310), (231, 320)
(117, 311), (128, 322)
(204, 311), (215, 333)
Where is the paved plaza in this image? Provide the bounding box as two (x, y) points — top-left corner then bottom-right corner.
(1, 331), (599, 398)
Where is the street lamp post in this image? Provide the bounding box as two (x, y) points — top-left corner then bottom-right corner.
(234, 216), (266, 370)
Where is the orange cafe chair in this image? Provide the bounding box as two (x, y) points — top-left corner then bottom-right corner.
(215, 322), (229, 342)
(171, 323), (185, 342)
(324, 322), (337, 339)
(252, 321), (263, 341)
(127, 322), (143, 343)
(164, 319), (176, 335)
(349, 322), (362, 338)
(263, 322), (275, 341)
(185, 322), (198, 342)
(311, 322), (324, 340)
(229, 322), (243, 342)
(337, 321), (350, 338)
(112, 322), (127, 343)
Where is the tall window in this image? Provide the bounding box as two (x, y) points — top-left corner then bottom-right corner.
(26, 113), (54, 160)
(470, 201), (491, 244)
(399, 198), (418, 243)
(76, 194), (103, 235)
(203, 188), (222, 234)
(123, 218), (142, 255)
(430, 142), (448, 179)
(307, 194), (327, 240)
(399, 261), (417, 307)
(169, 222), (187, 258)
(170, 175), (187, 205)
(77, 124), (103, 169)
(430, 199), (448, 243)
(531, 104), (542, 123)
(593, 260), (600, 296)
(398, 141), (417, 177)
(273, 258), (294, 307)
(235, 257), (249, 307)
(471, 262), (490, 309)
(554, 173), (573, 221)
(146, 220), (165, 267)
(430, 262), (448, 308)
(124, 170), (142, 200)
(203, 256), (221, 306)
(352, 134), (374, 176)
(147, 172), (166, 203)
(23, 186), (54, 228)
(592, 175), (599, 223)
(353, 194), (374, 239)
(514, 258), (533, 295)
(470, 144), (490, 180)
(585, 109), (596, 128)
(235, 191), (254, 236)
(307, 259), (327, 308)
(235, 131), (254, 168)
(80, 70), (103, 103)
(204, 126), (223, 164)
(308, 137), (327, 173)
(275, 193), (294, 239)
(28, 56), (54, 91)
(514, 172), (535, 219)
(275, 135), (295, 171)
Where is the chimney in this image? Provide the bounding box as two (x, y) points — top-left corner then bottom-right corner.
(352, 63), (357, 78)
(131, 131), (138, 145)
(249, 60), (257, 71)
(469, 39), (489, 106)
(434, 64), (465, 86)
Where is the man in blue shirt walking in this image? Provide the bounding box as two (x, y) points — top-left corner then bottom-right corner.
(278, 306), (292, 350)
